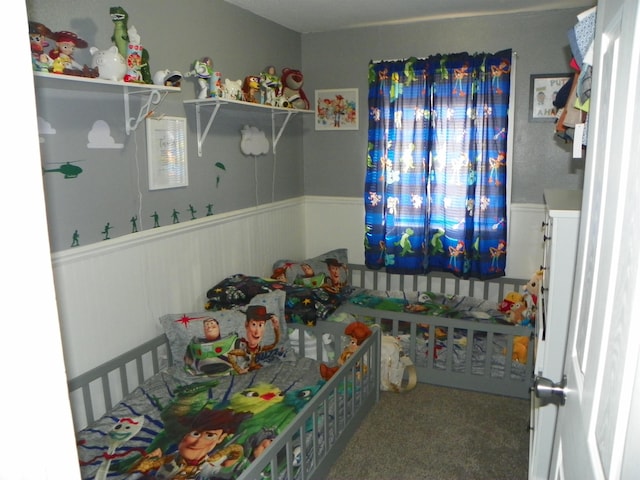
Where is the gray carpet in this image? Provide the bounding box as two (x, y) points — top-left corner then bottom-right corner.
(327, 383), (530, 480)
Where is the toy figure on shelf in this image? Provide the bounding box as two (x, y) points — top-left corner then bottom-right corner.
(242, 75), (261, 103)
(28, 21), (53, 71)
(110, 6), (152, 84)
(260, 65), (281, 106)
(320, 321), (372, 381)
(280, 68), (310, 110)
(185, 57), (214, 99)
(110, 6), (130, 60)
(223, 78), (243, 100)
(49, 30), (89, 75)
(124, 25), (144, 83)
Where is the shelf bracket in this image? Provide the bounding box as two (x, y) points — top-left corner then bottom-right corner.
(195, 101), (224, 157)
(123, 86), (166, 135)
(271, 110), (297, 155)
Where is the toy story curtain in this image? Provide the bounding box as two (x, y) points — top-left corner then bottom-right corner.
(364, 50), (512, 279)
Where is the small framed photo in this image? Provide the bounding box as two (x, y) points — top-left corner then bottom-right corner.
(146, 116), (188, 190)
(315, 88), (359, 131)
(529, 74), (572, 122)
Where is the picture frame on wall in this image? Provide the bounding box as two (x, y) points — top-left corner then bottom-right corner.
(529, 73), (572, 122)
(146, 116), (188, 190)
(314, 88), (359, 131)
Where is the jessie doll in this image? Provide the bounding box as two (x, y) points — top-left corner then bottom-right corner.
(49, 30), (88, 73)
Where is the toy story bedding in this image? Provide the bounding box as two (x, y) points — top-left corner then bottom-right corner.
(205, 249), (354, 326)
(347, 289), (533, 380)
(75, 358), (329, 479)
(76, 290), (344, 479)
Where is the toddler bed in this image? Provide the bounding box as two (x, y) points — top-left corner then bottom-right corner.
(202, 249), (535, 399)
(340, 264), (534, 399)
(69, 289), (380, 480)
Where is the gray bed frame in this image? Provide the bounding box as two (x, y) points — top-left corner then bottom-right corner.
(342, 263), (534, 399)
(68, 320), (380, 480)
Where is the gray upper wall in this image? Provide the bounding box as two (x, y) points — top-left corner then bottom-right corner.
(28, 0), (585, 251)
(28, 0), (305, 251)
(301, 8), (586, 204)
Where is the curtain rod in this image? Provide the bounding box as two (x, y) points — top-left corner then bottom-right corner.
(371, 51), (518, 64)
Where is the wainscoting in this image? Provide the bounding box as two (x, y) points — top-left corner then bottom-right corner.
(53, 196), (544, 380)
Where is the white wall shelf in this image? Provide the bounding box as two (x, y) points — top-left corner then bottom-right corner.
(183, 97), (312, 157)
(33, 71), (181, 135)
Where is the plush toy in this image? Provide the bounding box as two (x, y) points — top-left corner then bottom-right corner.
(507, 298), (529, 325)
(280, 68), (310, 110)
(320, 321), (372, 381)
(508, 335), (530, 364)
(498, 291), (524, 315)
(242, 75), (261, 103)
(524, 270), (543, 307)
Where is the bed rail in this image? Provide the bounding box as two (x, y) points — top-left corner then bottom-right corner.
(343, 263), (534, 399)
(68, 335), (172, 430)
(239, 324), (381, 480)
(347, 263), (528, 304)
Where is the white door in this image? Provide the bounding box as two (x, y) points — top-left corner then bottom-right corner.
(549, 0), (640, 478)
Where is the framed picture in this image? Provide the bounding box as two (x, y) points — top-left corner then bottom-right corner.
(146, 116), (188, 190)
(529, 73), (572, 122)
(315, 88), (359, 131)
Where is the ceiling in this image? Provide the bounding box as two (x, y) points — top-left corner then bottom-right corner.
(223, 0), (595, 33)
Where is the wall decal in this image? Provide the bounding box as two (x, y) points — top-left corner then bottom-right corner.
(38, 116), (56, 135)
(87, 120), (124, 149)
(71, 230), (80, 247)
(150, 211), (160, 228)
(43, 160), (83, 179)
(101, 222), (113, 240)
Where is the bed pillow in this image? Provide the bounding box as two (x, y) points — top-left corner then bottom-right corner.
(160, 290), (294, 377)
(271, 248), (350, 293)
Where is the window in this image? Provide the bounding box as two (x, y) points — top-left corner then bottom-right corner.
(364, 50), (512, 279)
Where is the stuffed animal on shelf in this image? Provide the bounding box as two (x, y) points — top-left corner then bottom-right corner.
(280, 68), (310, 110)
(320, 321), (372, 381)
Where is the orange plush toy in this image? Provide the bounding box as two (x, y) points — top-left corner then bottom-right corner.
(320, 321), (372, 381)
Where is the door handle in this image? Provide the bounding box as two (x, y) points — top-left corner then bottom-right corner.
(533, 375), (567, 406)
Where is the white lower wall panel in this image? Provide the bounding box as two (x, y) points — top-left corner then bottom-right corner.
(53, 199), (305, 378)
(54, 196), (543, 379)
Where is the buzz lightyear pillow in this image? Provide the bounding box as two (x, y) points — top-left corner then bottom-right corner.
(161, 290), (294, 376)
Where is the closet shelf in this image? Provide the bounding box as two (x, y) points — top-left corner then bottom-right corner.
(33, 71), (181, 135)
(183, 97), (313, 157)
